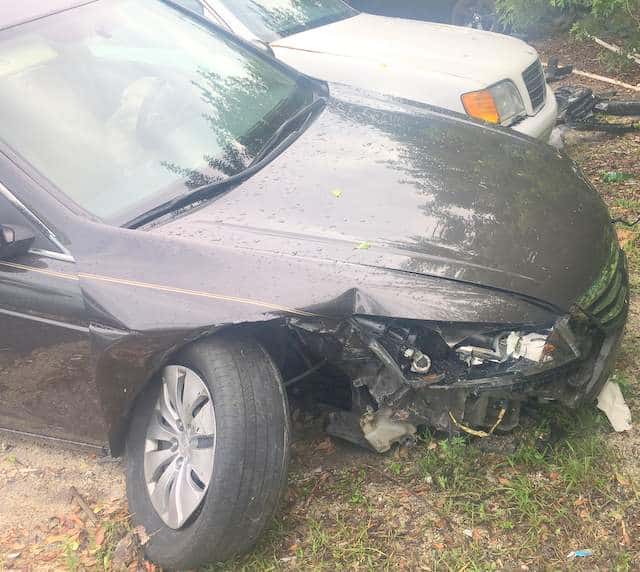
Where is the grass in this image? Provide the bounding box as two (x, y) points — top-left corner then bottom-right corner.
(209, 399), (636, 571)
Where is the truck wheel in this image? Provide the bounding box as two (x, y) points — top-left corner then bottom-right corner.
(125, 335), (290, 569)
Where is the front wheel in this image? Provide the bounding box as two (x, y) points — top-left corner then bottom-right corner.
(125, 335), (290, 569)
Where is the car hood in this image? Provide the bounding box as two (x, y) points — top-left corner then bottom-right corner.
(153, 92), (613, 312)
(271, 13), (538, 86)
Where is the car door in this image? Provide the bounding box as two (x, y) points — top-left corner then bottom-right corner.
(0, 182), (107, 447)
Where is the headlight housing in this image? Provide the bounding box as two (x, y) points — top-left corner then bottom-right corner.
(462, 80), (527, 126)
(452, 319), (587, 379)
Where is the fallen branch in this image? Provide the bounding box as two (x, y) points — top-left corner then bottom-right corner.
(70, 486), (98, 525)
(572, 69), (640, 92)
(590, 35), (640, 66)
(543, 62), (640, 92)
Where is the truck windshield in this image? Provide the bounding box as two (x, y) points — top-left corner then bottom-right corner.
(0, 0), (314, 222)
(216, 0), (357, 42)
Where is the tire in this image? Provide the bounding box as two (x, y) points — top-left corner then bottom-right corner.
(125, 335), (290, 569)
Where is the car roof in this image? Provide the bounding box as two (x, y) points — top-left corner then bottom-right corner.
(0, 0), (99, 31)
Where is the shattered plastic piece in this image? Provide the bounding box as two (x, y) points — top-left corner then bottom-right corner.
(506, 332), (547, 362)
(546, 57), (573, 82)
(331, 188), (343, 198)
(360, 407), (417, 453)
(567, 549), (593, 559)
(597, 380), (632, 432)
(356, 241), (371, 250)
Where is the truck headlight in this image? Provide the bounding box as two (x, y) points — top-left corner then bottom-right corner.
(462, 80), (527, 126)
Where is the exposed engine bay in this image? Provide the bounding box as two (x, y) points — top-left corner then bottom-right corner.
(270, 313), (616, 453)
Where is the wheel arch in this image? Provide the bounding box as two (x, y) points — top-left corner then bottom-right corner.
(95, 320), (289, 457)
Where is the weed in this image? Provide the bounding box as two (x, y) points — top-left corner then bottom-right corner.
(602, 172), (634, 184)
(418, 437), (478, 493)
(63, 539), (80, 572)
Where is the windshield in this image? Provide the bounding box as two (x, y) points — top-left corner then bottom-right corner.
(0, 0), (314, 222)
(215, 0), (357, 42)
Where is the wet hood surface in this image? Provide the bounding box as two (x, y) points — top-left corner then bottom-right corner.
(154, 94), (613, 312)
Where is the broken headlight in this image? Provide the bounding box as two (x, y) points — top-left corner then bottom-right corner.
(454, 323), (582, 378)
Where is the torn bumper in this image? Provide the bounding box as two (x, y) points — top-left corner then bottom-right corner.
(328, 316), (625, 453)
(418, 318), (626, 433)
(292, 270), (628, 453)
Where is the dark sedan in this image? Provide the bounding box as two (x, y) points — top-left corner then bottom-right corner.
(0, 0), (627, 568)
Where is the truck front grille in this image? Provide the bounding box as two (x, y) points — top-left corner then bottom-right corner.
(522, 59), (546, 112)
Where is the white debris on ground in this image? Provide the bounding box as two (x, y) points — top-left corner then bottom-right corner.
(597, 379), (633, 432)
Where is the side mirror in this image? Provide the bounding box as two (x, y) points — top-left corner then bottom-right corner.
(0, 225), (35, 260)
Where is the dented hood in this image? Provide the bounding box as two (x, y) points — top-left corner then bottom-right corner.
(154, 94), (613, 311)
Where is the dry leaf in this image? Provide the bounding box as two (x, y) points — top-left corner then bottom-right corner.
(616, 228), (635, 248)
(134, 525), (150, 546)
(315, 437), (336, 455)
(615, 472), (630, 487)
(620, 520), (631, 546)
(94, 527), (106, 547)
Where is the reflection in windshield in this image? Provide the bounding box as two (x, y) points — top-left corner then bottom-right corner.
(0, 0), (311, 222)
(216, 0), (357, 42)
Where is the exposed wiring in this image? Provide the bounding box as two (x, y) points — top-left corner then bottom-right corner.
(448, 407), (507, 438)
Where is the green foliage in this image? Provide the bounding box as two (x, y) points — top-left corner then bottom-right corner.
(602, 171), (635, 183)
(495, 0), (640, 57)
(495, 0), (559, 35)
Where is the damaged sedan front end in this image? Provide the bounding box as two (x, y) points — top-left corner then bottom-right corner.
(287, 274), (626, 452)
(0, 1), (628, 567)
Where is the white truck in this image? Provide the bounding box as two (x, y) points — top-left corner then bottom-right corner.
(177, 0), (558, 141)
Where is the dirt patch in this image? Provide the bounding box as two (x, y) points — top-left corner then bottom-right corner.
(0, 439), (124, 533)
(533, 33), (640, 93)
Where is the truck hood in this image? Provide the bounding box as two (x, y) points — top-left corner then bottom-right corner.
(271, 13), (538, 86)
(155, 93), (613, 312)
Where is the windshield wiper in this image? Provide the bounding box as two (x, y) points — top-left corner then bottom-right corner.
(126, 98), (326, 229)
(250, 98), (325, 166)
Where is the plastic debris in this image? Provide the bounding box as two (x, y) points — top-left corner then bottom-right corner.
(356, 241), (371, 250)
(567, 549), (593, 559)
(331, 188), (343, 198)
(597, 380), (632, 432)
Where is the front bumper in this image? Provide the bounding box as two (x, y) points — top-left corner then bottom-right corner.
(512, 85), (558, 142)
(332, 255), (628, 451)
(425, 314), (625, 434)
